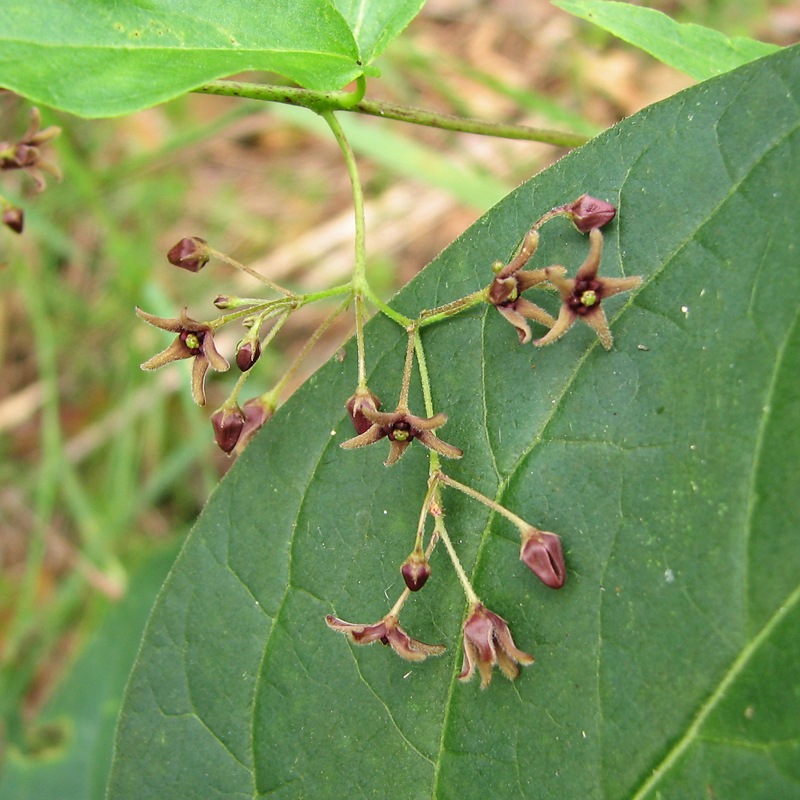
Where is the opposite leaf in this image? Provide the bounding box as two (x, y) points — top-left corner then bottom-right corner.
(0, 0), (423, 118)
(554, 0), (780, 81)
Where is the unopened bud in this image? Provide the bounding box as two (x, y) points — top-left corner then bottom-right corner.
(565, 195), (616, 233)
(236, 339), (261, 372)
(520, 529), (565, 588)
(214, 295), (237, 309)
(401, 552), (431, 592)
(167, 237), (210, 272)
(345, 387), (381, 435)
(211, 403), (246, 454)
(2, 206), (23, 234)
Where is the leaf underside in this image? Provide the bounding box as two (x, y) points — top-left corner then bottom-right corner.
(554, 0), (780, 81)
(109, 45), (800, 800)
(0, 0), (425, 118)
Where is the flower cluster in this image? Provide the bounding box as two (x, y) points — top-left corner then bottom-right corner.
(1, 107), (62, 235)
(487, 197), (641, 350)
(135, 195), (642, 688)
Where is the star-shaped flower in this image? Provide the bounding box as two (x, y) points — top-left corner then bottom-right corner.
(0, 107), (61, 191)
(486, 229), (563, 344)
(458, 603), (534, 688)
(340, 404), (463, 466)
(325, 613), (445, 662)
(534, 228), (642, 350)
(136, 307), (229, 405)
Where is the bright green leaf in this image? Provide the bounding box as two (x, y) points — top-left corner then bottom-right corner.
(333, 0), (427, 65)
(109, 45), (800, 798)
(0, 546), (179, 800)
(553, 0), (780, 81)
(0, 0), (425, 118)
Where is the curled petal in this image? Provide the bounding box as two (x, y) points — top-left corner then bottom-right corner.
(598, 275), (643, 298)
(582, 305), (614, 350)
(542, 266), (574, 301)
(416, 430), (463, 460)
(136, 307), (185, 333)
(340, 424), (387, 450)
(533, 304), (577, 347)
(496, 305), (532, 344)
(202, 334), (230, 373)
(575, 228), (604, 282)
(361, 408), (404, 428)
(140, 338), (193, 370)
(406, 412), (448, 431)
(514, 297), (556, 328)
(515, 268), (550, 292)
(191, 356), (211, 406)
(384, 439), (410, 466)
(325, 615), (445, 662)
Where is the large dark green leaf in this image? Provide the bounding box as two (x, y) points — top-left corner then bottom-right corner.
(0, 0), (424, 118)
(108, 45), (800, 799)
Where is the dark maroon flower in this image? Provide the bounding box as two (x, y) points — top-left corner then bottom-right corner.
(458, 603), (534, 688)
(340, 404), (462, 466)
(534, 229), (642, 350)
(0, 107), (61, 191)
(136, 307), (229, 405)
(2, 206), (23, 234)
(520, 528), (565, 588)
(345, 387), (381, 435)
(211, 403), (246, 454)
(400, 551), (431, 592)
(486, 229), (561, 344)
(325, 613), (445, 662)
(167, 237), (210, 272)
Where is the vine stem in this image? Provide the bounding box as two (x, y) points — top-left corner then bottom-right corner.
(195, 80), (589, 148)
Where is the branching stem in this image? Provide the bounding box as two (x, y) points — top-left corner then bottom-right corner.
(195, 80), (589, 147)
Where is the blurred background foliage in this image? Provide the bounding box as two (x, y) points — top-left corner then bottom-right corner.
(0, 0), (797, 792)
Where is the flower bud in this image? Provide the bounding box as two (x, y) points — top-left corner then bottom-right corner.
(564, 194), (616, 233)
(345, 387), (381, 435)
(520, 529), (565, 588)
(236, 338), (261, 372)
(400, 551), (431, 592)
(167, 237), (210, 272)
(214, 295), (237, 309)
(2, 206), (23, 234)
(211, 403), (246, 454)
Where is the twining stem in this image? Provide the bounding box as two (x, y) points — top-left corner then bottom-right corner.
(206, 245), (295, 297)
(195, 80), (589, 148)
(320, 110), (367, 288)
(436, 471), (530, 533)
